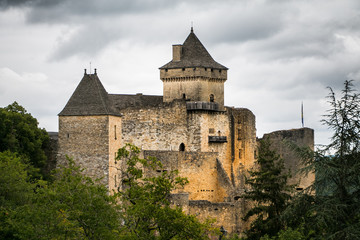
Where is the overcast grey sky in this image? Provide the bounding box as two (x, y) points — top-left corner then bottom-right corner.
(1, 0), (360, 145)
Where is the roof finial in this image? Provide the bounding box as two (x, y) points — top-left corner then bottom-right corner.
(191, 21), (193, 33)
(94, 68), (97, 75)
(84, 69), (87, 75)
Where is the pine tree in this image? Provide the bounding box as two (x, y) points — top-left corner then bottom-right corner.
(242, 138), (293, 240)
(306, 80), (360, 239)
(282, 80), (360, 239)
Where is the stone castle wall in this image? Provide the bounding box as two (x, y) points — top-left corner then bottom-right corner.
(262, 127), (315, 189)
(58, 115), (113, 187)
(120, 100), (192, 151)
(143, 150), (228, 202)
(108, 116), (122, 192)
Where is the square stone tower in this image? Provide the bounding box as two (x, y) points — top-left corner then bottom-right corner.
(58, 70), (122, 191)
(159, 28), (228, 109)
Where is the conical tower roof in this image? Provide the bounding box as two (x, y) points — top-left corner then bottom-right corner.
(160, 29), (228, 70)
(59, 72), (118, 116)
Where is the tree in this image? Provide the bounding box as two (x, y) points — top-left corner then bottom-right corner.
(297, 80), (360, 239)
(116, 143), (217, 240)
(280, 80), (360, 240)
(242, 138), (293, 240)
(3, 158), (121, 240)
(0, 151), (36, 239)
(0, 102), (49, 178)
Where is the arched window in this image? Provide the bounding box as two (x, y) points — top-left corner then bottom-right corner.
(210, 94), (214, 102)
(179, 143), (185, 151)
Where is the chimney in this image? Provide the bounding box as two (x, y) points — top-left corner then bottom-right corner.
(172, 44), (182, 62)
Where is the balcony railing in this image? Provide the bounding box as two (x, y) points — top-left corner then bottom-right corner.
(208, 136), (227, 143)
(186, 101), (220, 111)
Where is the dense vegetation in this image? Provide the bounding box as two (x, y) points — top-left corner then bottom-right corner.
(0, 102), (49, 179)
(0, 126), (216, 240)
(241, 138), (294, 240)
(238, 80), (360, 240)
(2, 79), (360, 239)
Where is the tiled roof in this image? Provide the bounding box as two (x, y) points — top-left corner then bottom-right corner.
(109, 94), (163, 110)
(59, 73), (120, 116)
(160, 29), (228, 70)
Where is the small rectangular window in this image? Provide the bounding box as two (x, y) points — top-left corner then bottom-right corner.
(114, 125), (117, 140)
(237, 128), (241, 140)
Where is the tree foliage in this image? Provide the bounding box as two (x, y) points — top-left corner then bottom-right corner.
(1, 157), (121, 240)
(0, 102), (49, 178)
(116, 143), (216, 240)
(1, 143), (216, 239)
(282, 80), (360, 239)
(242, 138), (293, 240)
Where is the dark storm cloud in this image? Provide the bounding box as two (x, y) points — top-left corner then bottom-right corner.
(0, 0), (33, 8)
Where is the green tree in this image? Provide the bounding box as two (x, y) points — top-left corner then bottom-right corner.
(0, 151), (36, 239)
(0, 102), (49, 178)
(260, 227), (307, 240)
(4, 158), (121, 240)
(242, 138), (293, 240)
(295, 80), (360, 239)
(116, 143), (217, 240)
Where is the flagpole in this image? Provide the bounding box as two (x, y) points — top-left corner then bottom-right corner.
(301, 102), (304, 128)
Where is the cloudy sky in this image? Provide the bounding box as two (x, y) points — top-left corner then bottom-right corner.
(1, 0), (360, 146)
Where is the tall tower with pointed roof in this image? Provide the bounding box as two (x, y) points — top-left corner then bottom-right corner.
(159, 28), (228, 109)
(58, 70), (122, 190)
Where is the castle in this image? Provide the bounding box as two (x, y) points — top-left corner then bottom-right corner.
(57, 28), (314, 234)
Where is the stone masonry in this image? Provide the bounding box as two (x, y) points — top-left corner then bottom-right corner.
(57, 28), (315, 234)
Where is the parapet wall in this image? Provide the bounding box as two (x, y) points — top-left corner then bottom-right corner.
(262, 127), (315, 189)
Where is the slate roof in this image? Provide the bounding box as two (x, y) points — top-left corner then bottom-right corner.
(109, 94), (163, 110)
(59, 73), (120, 116)
(160, 29), (228, 70)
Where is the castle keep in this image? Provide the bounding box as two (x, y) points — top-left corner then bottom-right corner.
(57, 28), (314, 234)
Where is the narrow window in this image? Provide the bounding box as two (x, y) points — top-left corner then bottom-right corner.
(254, 150), (257, 159)
(239, 149), (242, 159)
(115, 175), (117, 188)
(179, 143), (185, 151)
(210, 94), (214, 102)
(211, 68), (214, 72)
(182, 93), (186, 99)
(67, 133), (70, 139)
(219, 69), (222, 73)
(237, 128), (241, 140)
(114, 125), (117, 140)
